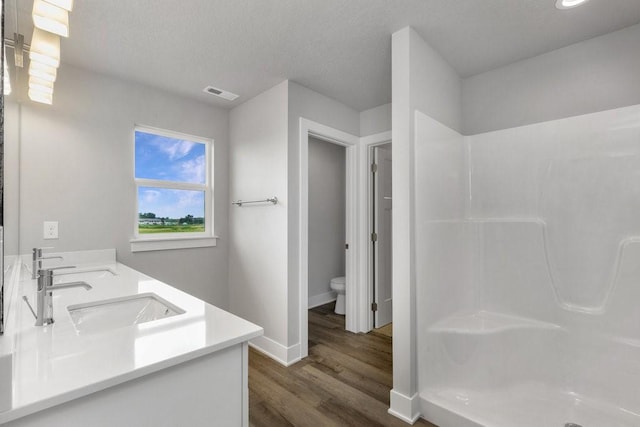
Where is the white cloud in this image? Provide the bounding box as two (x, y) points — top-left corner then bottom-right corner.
(149, 135), (197, 161)
(142, 189), (161, 203)
(174, 189), (204, 211)
(177, 155), (206, 184)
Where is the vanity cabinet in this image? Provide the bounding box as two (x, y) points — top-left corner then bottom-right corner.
(0, 251), (262, 427)
(4, 343), (248, 427)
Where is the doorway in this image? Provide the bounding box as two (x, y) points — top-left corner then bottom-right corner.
(371, 143), (392, 328)
(307, 137), (346, 314)
(299, 118), (359, 360)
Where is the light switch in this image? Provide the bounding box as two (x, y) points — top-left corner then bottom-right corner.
(43, 221), (59, 239)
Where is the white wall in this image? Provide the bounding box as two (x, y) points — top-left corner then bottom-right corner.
(4, 64), (230, 306)
(390, 26), (462, 423)
(360, 103), (391, 137)
(463, 23), (640, 135)
(308, 137), (345, 308)
(408, 31), (462, 134)
(287, 81), (359, 349)
(228, 81), (290, 356)
(228, 80), (359, 364)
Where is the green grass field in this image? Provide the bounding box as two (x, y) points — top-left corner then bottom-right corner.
(139, 224), (205, 234)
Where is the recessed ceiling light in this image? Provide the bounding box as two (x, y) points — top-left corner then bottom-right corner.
(556, 0), (590, 10)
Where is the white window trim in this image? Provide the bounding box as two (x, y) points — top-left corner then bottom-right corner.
(130, 125), (216, 252)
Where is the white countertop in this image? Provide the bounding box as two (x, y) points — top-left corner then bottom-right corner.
(0, 250), (263, 424)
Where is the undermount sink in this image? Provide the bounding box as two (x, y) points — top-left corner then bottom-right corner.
(54, 267), (117, 282)
(67, 293), (185, 334)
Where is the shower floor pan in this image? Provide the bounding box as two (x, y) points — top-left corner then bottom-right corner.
(421, 384), (640, 427)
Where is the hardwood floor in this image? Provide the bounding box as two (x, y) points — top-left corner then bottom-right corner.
(249, 303), (437, 427)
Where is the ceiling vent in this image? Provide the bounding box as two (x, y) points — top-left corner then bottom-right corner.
(203, 85), (239, 101)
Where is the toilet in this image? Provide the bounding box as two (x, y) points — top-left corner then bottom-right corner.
(330, 276), (346, 315)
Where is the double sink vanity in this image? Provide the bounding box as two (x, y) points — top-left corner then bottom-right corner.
(0, 249), (263, 426)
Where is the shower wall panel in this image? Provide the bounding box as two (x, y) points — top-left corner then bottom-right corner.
(418, 104), (640, 426)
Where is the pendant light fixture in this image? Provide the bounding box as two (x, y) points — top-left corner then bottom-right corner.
(28, 60), (58, 82)
(32, 0), (69, 38)
(43, 0), (73, 12)
(27, 0), (73, 105)
(29, 76), (54, 94)
(28, 89), (53, 105)
(3, 48), (11, 95)
(29, 27), (60, 68)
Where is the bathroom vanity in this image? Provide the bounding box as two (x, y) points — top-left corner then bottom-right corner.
(0, 249), (262, 426)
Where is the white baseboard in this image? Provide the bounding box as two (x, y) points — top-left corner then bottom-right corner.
(419, 395), (484, 427)
(308, 291), (336, 309)
(249, 335), (301, 367)
(388, 389), (421, 424)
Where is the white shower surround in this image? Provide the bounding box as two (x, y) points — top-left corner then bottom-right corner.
(416, 104), (640, 427)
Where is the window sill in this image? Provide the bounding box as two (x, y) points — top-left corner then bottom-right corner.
(130, 235), (218, 252)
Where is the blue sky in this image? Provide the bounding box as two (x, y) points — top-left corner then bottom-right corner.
(136, 131), (206, 219)
(135, 130), (206, 184)
(138, 187), (204, 219)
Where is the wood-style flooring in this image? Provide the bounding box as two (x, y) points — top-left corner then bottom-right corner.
(249, 303), (437, 427)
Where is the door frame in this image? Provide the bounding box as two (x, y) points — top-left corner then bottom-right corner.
(359, 131), (392, 332)
(299, 118), (359, 359)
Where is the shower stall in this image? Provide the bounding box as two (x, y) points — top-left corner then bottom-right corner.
(415, 104), (640, 426)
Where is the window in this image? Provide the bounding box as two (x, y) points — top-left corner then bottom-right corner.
(131, 125), (216, 252)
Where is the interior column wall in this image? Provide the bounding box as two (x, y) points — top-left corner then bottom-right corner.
(390, 26), (463, 423)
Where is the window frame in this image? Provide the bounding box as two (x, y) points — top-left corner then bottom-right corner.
(130, 125), (216, 252)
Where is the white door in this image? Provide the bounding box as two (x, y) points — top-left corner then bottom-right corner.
(373, 144), (392, 328)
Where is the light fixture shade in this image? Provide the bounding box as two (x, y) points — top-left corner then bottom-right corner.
(43, 0), (73, 12)
(29, 60), (58, 82)
(4, 49), (11, 95)
(29, 27), (61, 68)
(29, 88), (53, 105)
(33, 0), (69, 37)
(29, 76), (55, 94)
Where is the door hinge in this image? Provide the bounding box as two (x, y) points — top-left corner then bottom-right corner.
(371, 232), (378, 242)
(371, 302), (378, 312)
(345, 243), (349, 250)
(371, 163), (378, 173)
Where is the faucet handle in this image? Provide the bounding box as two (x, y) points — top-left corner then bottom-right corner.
(32, 247), (55, 257)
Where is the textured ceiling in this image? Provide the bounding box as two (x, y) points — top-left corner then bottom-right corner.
(6, 0), (640, 111)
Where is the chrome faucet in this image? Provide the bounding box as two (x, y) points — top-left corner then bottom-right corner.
(31, 247), (64, 279)
(31, 267), (92, 326)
